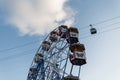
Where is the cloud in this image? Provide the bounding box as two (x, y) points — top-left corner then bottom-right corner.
(0, 0), (75, 35)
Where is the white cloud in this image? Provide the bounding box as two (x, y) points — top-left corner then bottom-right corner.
(1, 0), (75, 35)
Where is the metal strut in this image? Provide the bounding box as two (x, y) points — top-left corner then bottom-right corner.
(78, 66), (81, 78)
(41, 59), (45, 80)
(70, 65), (73, 75)
(62, 50), (69, 79)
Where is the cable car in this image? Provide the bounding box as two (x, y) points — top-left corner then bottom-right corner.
(42, 41), (51, 51)
(69, 43), (86, 66)
(34, 53), (43, 63)
(49, 31), (60, 42)
(58, 25), (68, 38)
(66, 27), (79, 44)
(64, 75), (80, 80)
(90, 24), (97, 34)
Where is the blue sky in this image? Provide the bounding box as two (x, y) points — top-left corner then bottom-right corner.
(1, 0), (120, 80)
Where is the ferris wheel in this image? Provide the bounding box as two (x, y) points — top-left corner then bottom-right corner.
(27, 25), (87, 80)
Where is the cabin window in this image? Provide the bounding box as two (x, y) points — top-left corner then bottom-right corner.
(75, 51), (85, 58)
(70, 32), (78, 38)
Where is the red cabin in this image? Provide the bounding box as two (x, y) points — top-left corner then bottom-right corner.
(66, 27), (79, 44)
(69, 43), (86, 66)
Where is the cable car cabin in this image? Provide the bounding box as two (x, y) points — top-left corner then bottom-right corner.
(34, 53), (43, 63)
(42, 41), (51, 51)
(49, 31), (60, 42)
(67, 27), (79, 44)
(64, 75), (80, 80)
(90, 28), (97, 34)
(58, 25), (68, 38)
(69, 44), (86, 66)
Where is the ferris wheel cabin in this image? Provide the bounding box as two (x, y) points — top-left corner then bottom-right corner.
(29, 67), (36, 75)
(58, 25), (68, 38)
(34, 53), (43, 63)
(67, 27), (79, 44)
(49, 31), (60, 42)
(69, 43), (86, 66)
(42, 41), (51, 51)
(64, 75), (80, 80)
